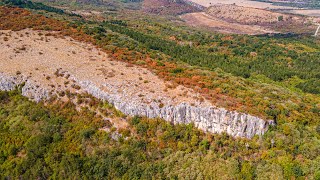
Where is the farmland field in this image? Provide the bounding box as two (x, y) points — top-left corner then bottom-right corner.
(189, 0), (320, 17)
(188, 0), (296, 9)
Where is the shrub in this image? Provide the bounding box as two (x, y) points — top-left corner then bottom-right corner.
(171, 68), (184, 74)
(81, 128), (96, 139)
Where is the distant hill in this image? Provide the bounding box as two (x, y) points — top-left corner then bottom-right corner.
(142, 0), (201, 15)
(30, 0), (142, 10)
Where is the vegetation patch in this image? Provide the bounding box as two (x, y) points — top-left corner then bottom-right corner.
(0, 90), (319, 179)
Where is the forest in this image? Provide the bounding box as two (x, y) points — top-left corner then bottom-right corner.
(0, 89), (319, 179)
(100, 21), (320, 94)
(0, 0), (64, 13)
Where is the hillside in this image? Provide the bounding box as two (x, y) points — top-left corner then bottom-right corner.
(142, 0), (200, 15)
(181, 4), (315, 34)
(206, 4), (293, 25)
(0, 28), (271, 138)
(181, 12), (275, 35)
(0, 1), (319, 179)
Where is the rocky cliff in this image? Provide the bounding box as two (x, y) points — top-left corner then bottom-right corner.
(0, 73), (50, 102)
(0, 72), (274, 138)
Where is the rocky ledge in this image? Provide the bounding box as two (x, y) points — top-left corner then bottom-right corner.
(0, 72), (274, 138)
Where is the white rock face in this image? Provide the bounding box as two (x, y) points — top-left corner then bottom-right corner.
(0, 73), (50, 102)
(0, 73), (273, 138)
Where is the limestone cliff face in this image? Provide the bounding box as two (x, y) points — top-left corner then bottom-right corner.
(0, 73), (50, 102)
(0, 73), (274, 138)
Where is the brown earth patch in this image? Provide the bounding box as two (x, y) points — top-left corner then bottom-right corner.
(206, 4), (294, 25)
(181, 12), (275, 35)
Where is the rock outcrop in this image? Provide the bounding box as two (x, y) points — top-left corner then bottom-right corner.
(0, 73), (50, 102)
(0, 72), (273, 138)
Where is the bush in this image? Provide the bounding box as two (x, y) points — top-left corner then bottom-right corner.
(296, 79), (320, 94)
(130, 116), (141, 126)
(316, 125), (320, 134)
(0, 91), (9, 102)
(81, 128), (96, 139)
(29, 108), (49, 121)
(171, 68), (184, 74)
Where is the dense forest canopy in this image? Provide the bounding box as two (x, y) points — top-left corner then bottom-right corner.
(0, 90), (319, 179)
(0, 0), (64, 13)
